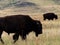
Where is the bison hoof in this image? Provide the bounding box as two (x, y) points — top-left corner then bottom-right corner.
(0, 39), (4, 44)
(36, 34), (38, 37)
(22, 36), (26, 40)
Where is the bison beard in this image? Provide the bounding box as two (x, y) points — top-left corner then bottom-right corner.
(0, 15), (42, 43)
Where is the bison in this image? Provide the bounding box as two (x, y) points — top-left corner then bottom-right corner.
(43, 13), (58, 20)
(0, 15), (42, 43)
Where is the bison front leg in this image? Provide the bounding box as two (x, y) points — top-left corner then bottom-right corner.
(35, 33), (38, 37)
(13, 33), (19, 43)
(0, 30), (4, 44)
(22, 35), (26, 40)
(20, 33), (26, 40)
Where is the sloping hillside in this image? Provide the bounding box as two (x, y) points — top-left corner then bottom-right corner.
(0, 0), (60, 14)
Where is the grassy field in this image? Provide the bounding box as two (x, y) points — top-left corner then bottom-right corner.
(0, 13), (60, 45)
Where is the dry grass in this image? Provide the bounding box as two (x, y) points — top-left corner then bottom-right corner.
(0, 13), (60, 45)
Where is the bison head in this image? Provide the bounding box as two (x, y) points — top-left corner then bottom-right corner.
(55, 15), (58, 19)
(33, 20), (42, 37)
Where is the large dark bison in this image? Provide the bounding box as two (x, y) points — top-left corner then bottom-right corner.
(0, 15), (42, 43)
(43, 13), (58, 20)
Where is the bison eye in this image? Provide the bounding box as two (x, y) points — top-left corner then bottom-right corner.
(37, 22), (39, 25)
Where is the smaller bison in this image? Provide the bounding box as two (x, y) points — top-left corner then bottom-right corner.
(43, 13), (58, 20)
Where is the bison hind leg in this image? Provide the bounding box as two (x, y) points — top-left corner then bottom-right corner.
(13, 33), (19, 43)
(0, 38), (4, 44)
(0, 31), (4, 44)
